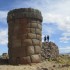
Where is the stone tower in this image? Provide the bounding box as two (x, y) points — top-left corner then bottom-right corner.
(7, 8), (43, 64)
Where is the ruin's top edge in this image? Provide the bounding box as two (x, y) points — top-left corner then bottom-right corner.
(7, 8), (43, 22)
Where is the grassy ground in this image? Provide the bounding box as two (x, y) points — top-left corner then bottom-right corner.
(0, 55), (70, 70)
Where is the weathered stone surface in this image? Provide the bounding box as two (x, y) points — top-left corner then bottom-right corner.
(32, 39), (40, 46)
(7, 8), (42, 64)
(31, 54), (41, 63)
(34, 46), (41, 54)
(14, 24), (19, 31)
(7, 8), (43, 22)
(36, 29), (41, 35)
(23, 39), (33, 46)
(31, 22), (38, 28)
(39, 42), (42, 47)
(41, 42), (59, 59)
(37, 35), (41, 40)
(37, 24), (42, 30)
(30, 28), (36, 33)
(20, 56), (31, 64)
(36, 21), (42, 25)
(26, 28), (30, 33)
(9, 57), (16, 64)
(26, 46), (35, 55)
(27, 33), (36, 39)
(22, 34), (27, 40)
(12, 40), (21, 47)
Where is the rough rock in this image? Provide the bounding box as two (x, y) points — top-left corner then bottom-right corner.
(41, 41), (59, 59)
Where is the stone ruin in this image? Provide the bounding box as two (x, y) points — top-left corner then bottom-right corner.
(7, 8), (59, 65)
(7, 8), (43, 64)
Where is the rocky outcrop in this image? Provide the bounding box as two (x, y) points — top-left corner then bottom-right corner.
(41, 42), (59, 59)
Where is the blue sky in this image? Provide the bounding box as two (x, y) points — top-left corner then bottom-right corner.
(0, 0), (70, 55)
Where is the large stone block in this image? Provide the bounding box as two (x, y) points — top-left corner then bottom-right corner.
(31, 20), (36, 23)
(37, 35), (41, 41)
(23, 39), (33, 46)
(37, 23), (42, 30)
(32, 39), (40, 46)
(31, 22), (38, 28)
(30, 28), (36, 33)
(34, 46), (41, 54)
(20, 56), (31, 64)
(36, 21), (42, 25)
(27, 33), (36, 39)
(31, 54), (41, 63)
(12, 40), (21, 47)
(26, 46), (35, 55)
(36, 29), (41, 35)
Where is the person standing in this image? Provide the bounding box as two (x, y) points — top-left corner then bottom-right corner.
(47, 35), (49, 42)
(44, 35), (47, 42)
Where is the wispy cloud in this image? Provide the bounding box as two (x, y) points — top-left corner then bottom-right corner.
(0, 29), (8, 45)
(59, 32), (70, 43)
(42, 26), (54, 36)
(0, 11), (8, 45)
(59, 46), (70, 53)
(44, 13), (70, 31)
(0, 11), (8, 23)
(60, 37), (70, 43)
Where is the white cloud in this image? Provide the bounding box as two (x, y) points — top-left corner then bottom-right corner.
(42, 26), (54, 36)
(60, 37), (70, 43)
(59, 46), (70, 53)
(43, 13), (70, 31)
(0, 29), (8, 45)
(0, 11), (8, 23)
(42, 26), (55, 42)
(45, 27), (54, 36)
(59, 32), (70, 43)
(62, 32), (70, 37)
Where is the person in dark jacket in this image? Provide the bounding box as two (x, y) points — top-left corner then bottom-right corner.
(47, 35), (49, 42)
(44, 35), (47, 42)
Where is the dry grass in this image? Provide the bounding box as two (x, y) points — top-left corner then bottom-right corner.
(0, 55), (70, 70)
(54, 55), (70, 65)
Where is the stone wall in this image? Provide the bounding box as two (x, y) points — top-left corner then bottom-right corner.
(7, 8), (43, 64)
